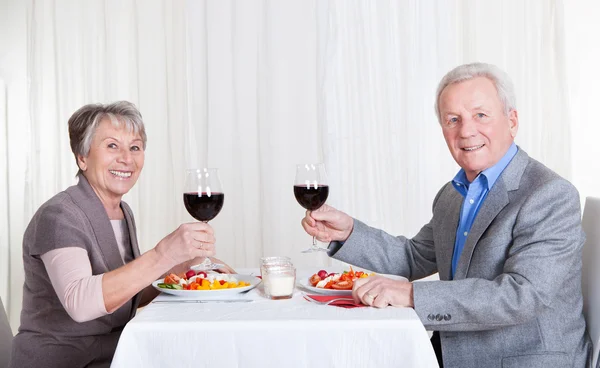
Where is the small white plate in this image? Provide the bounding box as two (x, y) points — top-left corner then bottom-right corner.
(152, 274), (261, 297)
(297, 273), (408, 296)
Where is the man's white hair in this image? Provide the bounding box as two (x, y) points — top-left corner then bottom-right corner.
(434, 62), (516, 124)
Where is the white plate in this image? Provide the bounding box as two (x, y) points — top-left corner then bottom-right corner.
(152, 274), (261, 297)
(297, 273), (408, 296)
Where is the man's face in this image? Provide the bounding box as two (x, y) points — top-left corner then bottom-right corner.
(438, 77), (518, 182)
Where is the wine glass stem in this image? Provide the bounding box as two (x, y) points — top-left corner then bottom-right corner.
(312, 236), (317, 247)
(202, 220), (211, 265)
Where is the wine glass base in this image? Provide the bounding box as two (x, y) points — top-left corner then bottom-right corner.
(190, 263), (225, 271)
(301, 247), (328, 253)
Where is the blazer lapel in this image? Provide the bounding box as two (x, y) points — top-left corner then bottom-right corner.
(122, 203), (141, 259)
(436, 186), (463, 280)
(453, 180), (509, 280)
(121, 202), (143, 318)
(453, 148), (530, 280)
(66, 174), (125, 271)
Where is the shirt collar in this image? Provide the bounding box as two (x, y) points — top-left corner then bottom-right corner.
(452, 143), (518, 192)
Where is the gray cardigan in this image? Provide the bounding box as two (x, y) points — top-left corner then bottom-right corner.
(10, 174), (142, 368)
(331, 149), (592, 368)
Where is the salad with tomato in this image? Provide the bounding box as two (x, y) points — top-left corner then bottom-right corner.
(159, 270), (250, 291)
(309, 267), (373, 290)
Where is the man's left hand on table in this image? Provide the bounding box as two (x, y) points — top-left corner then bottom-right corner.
(352, 276), (414, 308)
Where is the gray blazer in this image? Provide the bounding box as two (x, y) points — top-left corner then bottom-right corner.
(10, 175), (142, 368)
(331, 149), (592, 368)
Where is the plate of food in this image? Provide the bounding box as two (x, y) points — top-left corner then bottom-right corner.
(152, 270), (261, 297)
(298, 267), (407, 296)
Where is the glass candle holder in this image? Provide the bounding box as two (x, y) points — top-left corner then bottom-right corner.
(260, 256), (292, 267)
(261, 261), (296, 300)
(260, 256), (292, 278)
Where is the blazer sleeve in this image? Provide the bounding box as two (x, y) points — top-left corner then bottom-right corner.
(25, 196), (90, 257)
(329, 185), (448, 280)
(413, 178), (585, 331)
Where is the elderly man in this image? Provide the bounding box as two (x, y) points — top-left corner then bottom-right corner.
(302, 63), (592, 367)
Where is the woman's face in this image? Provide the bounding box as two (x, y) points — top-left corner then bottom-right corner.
(78, 118), (145, 204)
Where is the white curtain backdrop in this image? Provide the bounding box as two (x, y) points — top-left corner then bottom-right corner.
(0, 80), (9, 321)
(564, 0), (600, 210)
(1, 0), (599, 331)
(320, 0), (572, 237)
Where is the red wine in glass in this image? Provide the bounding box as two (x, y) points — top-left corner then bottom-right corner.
(293, 185), (329, 211)
(183, 168), (225, 270)
(294, 163), (329, 253)
(183, 192), (225, 222)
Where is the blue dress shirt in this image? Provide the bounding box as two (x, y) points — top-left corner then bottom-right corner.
(450, 143), (518, 278)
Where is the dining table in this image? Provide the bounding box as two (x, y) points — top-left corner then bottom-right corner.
(110, 268), (439, 368)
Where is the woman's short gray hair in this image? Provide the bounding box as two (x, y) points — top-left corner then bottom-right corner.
(68, 101), (147, 174)
(434, 62), (516, 124)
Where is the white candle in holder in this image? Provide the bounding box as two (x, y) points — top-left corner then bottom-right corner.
(261, 263), (296, 300)
(264, 274), (296, 298)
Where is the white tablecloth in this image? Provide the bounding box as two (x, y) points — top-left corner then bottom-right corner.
(111, 269), (438, 368)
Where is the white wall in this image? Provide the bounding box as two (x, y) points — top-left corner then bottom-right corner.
(564, 0), (600, 204)
(0, 0), (27, 333)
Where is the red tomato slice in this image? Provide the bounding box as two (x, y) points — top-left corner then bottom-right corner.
(331, 280), (353, 290)
(309, 274), (321, 286)
(340, 273), (352, 282)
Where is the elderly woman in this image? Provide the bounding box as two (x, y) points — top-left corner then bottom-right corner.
(10, 101), (233, 368)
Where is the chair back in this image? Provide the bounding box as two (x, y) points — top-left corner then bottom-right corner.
(0, 296), (12, 368)
(582, 197), (600, 368)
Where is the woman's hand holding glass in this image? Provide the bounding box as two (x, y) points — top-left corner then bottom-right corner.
(154, 222), (216, 268)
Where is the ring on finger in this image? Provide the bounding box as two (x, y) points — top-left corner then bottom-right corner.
(364, 293), (375, 304)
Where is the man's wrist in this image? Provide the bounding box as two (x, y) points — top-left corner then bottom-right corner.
(342, 218), (355, 242)
(407, 282), (414, 308)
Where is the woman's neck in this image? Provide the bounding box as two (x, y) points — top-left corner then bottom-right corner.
(87, 182), (124, 220)
(105, 204), (124, 220)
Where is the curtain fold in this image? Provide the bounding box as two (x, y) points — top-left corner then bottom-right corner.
(184, 0), (323, 267)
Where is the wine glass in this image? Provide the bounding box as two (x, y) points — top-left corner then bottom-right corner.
(294, 163), (329, 253)
(183, 168), (225, 270)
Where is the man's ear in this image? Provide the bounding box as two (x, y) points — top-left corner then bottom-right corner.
(77, 155), (87, 171)
(508, 109), (519, 138)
